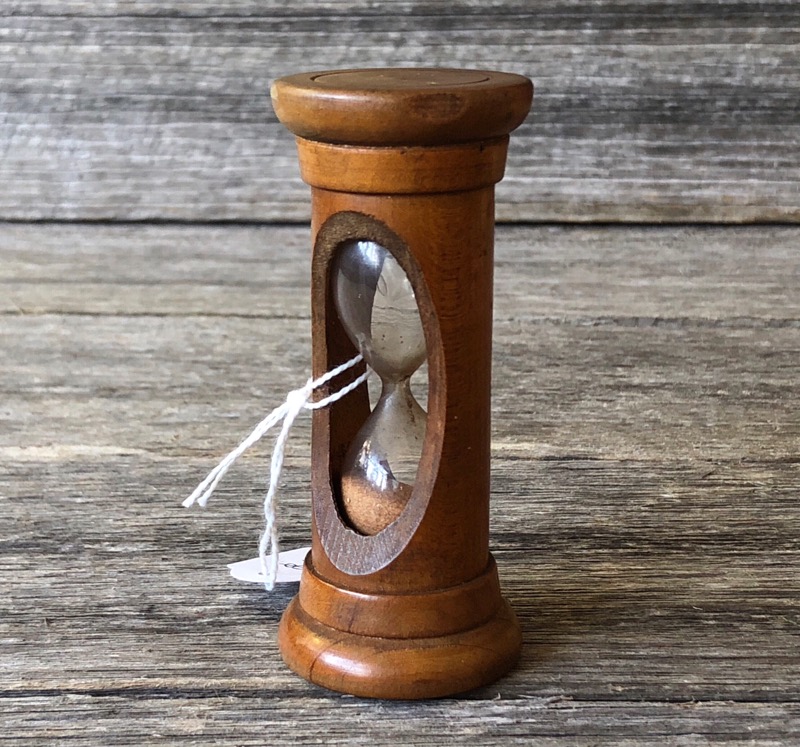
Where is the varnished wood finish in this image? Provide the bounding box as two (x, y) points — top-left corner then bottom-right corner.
(309, 192), (495, 591)
(272, 69), (532, 698)
(271, 69), (532, 146)
(296, 555), (504, 639)
(290, 138), (510, 195)
(279, 597), (521, 700)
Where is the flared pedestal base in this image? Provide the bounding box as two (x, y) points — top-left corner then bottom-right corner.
(278, 560), (521, 699)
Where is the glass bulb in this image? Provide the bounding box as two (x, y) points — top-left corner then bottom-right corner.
(333, 240), (427, 535)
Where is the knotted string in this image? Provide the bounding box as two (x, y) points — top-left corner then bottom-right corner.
(183, 354), (368, 590)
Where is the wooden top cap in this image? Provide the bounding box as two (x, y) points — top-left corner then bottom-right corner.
(271, 68), (533, 146)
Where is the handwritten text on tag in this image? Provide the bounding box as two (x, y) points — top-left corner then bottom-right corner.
(227, 546), (310, 584)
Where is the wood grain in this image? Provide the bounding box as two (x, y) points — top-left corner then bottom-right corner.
(1, 223), (799, 741)
(2, 2), (799, 222)
(269, 72), (532, 697)
(4, 223), (799, 319)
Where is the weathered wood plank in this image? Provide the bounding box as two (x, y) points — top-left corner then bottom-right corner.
(3, 223), (800, 319)
(1, 455), (799, 743)
(1, 696), (797, 746)
(2, 224), (798, 461)
(1, 223), (798, 742)
(1, 312), (798, 462)
(1, 2), (798, 221)
(2, 454), (800, 696)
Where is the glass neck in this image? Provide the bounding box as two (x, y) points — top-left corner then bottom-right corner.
(379, 373), (412, 401)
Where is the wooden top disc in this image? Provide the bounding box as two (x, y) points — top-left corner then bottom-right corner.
(271, 68), (533, 146)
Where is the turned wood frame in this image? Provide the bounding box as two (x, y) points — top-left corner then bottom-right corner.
(272, 68), (532, 699)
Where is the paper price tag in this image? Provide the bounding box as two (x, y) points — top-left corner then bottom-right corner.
(227, 546), (310, 584)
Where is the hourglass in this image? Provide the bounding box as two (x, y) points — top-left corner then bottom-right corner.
(333, 240), (427, 535)
(271, 68), (533, 699)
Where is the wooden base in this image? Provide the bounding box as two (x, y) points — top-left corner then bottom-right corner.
(278, 557), (521, 700)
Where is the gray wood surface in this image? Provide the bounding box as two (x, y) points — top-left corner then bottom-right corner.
(3, 2), (799, 223)
(1, 223), (799, 744)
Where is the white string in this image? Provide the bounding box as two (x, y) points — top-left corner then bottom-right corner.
(183, 354), (368, 591)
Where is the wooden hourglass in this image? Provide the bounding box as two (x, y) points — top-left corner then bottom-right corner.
(270, 68), (533, 699)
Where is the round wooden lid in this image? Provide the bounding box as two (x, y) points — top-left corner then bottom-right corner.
(271, 68), (533, 146)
